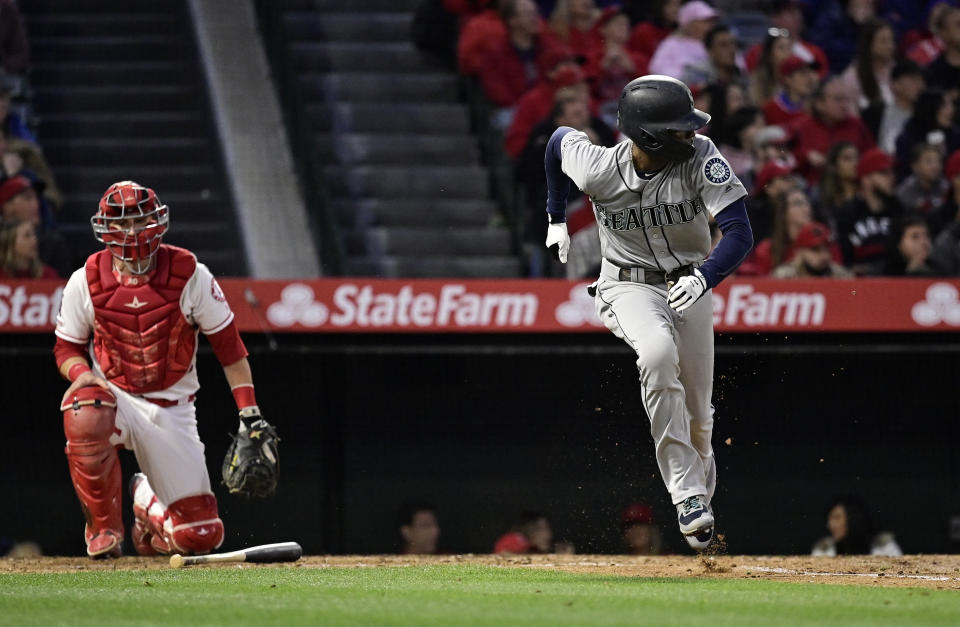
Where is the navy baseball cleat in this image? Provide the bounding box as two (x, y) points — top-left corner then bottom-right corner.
(677, 495), (714, 535)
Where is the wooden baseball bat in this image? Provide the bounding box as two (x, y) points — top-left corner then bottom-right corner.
(169, 542), (302, 568)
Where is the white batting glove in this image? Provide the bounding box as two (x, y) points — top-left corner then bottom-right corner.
(667, 269), (708, 312)
(545, 222), (570, 263)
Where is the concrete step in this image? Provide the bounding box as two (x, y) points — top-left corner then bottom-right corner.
(344, 226), (512, 257)
(325, 166), (488, 199)
(44, 138), (215, 168)
(23, 13), (177, 37)
(347, 255), (524, 278)
(299, 72), (458, 103)
(280, 12), (412, 42)
(281, 0), (421, 12)
(38, 112), (205, 139)
(58, 191), (230, 224)
(31, 62), (193, 86)
(316, 133), (477, 166)
(306, 103), (470, 134)
(30, 36), (189, 63)
(23, 0), (174, 12)
(332, 198), (496, 228)
(33, 86), (200, 113)
(54, 166), (218, 195)
(288, 41), (439, 73)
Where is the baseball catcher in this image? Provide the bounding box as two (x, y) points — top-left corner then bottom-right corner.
(55, 181), (278, 558)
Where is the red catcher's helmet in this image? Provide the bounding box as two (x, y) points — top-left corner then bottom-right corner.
(91, 181), (169, 274)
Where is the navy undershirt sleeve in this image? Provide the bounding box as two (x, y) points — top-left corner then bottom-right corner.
(545, 126), (575, 224)
(699, 197), (753, 289)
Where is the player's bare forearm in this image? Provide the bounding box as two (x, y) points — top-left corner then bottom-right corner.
(223, 357), (254, 390)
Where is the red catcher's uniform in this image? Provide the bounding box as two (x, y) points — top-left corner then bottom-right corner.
(56, 244), (236, 506)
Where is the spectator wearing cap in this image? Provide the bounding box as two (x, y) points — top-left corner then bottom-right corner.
(477, 0), (565, 121)
(504, 48), (582, 158)
(763, 55), (819, 127)
(861, 59), (926, 154)
(754, 124), (796, 173)
(809, 0), (879, 74)
(791, 76), (876, 185)
(894, 89), (960, 181)
(583, 6), (649, 117)
(620, 503), (663, 556)
(743, 0), (829, 79)
(627, 0), (679, 62)
(681, 24), (748, 93)
(882, 214), (936, 275)
(835, 147), (903, 274)
(928, 148), (960, 274)
(746, 160), (798, 244)
(648, 0), (718, 79)
(924, 4), (960, 91)
(0, 218), (59, 279)
(772, 220), (854, 278)
(896, 143), (950, 235)
(0, 175), (71, 278)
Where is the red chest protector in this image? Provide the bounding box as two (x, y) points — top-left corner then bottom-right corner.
(86, 245), (198, 394)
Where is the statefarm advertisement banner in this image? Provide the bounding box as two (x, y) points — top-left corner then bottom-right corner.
(2, 278), (960, 333)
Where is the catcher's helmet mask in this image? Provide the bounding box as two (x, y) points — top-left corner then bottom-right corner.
(91, 181), (169, 274)
(618, 75), (711, 163)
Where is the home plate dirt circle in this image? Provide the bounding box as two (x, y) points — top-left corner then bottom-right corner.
(3, 554), (959, 589)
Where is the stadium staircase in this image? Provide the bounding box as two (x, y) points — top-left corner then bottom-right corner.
(21, 0), (246, 276)
(276, 0), (522, 277)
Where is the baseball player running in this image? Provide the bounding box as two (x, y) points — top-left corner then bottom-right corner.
(544, 76), (753, 551)
(54, 181), (279, 558)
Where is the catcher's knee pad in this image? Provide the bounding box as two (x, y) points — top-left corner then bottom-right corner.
(165, 494), (224, 554)
(61, 386), (123, 553)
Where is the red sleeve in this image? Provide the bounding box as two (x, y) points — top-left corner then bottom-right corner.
(206, 319), (249, 367)
(54, 336), (88, 370)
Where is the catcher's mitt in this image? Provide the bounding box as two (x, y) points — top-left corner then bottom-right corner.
(222, 409), (279, 498)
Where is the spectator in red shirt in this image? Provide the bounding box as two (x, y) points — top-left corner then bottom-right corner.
(547, 0), (602, 63)
(627, 0), (680, 62)
(477, 0), (564, 119)
(504, 47), (581, 159)
(792, 77), (876, 185)
(924, 4), (960, 91)
(494, 511), (573, 554)
(772, 220), (853, 278)
(905, 2), (952, 67)
(457, 7), (506, 76)
(584, 6), (648, 125)
(0, 218), (58, 279)
(763, 56), (819, 127)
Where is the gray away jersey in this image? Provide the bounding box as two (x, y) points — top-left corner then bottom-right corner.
(560, 131), (747, 272)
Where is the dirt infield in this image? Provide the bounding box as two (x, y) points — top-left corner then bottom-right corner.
(3, 553), (960, 589)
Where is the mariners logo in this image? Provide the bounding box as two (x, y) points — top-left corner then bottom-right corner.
(703, 156), (731, 185)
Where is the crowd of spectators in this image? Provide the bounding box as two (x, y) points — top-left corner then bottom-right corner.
(422, 0), (960, 279)
(0, 2), (69, 280)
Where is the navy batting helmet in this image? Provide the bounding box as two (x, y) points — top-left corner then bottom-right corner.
(617, 75), (711, 162)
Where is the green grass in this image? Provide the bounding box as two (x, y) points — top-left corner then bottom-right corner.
(0, 565), (957, 626)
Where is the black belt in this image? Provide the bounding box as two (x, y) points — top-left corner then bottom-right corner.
(618, 265), (694, 286)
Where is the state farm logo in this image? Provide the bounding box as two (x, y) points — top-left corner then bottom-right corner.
(0, 284), (63, 327)
(555, 283), (603, 327)
(713, 284), (825, 327)
(264, 283), (539, 328)
(267, 284), (328, 327)
(911, 283), (960, 327)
